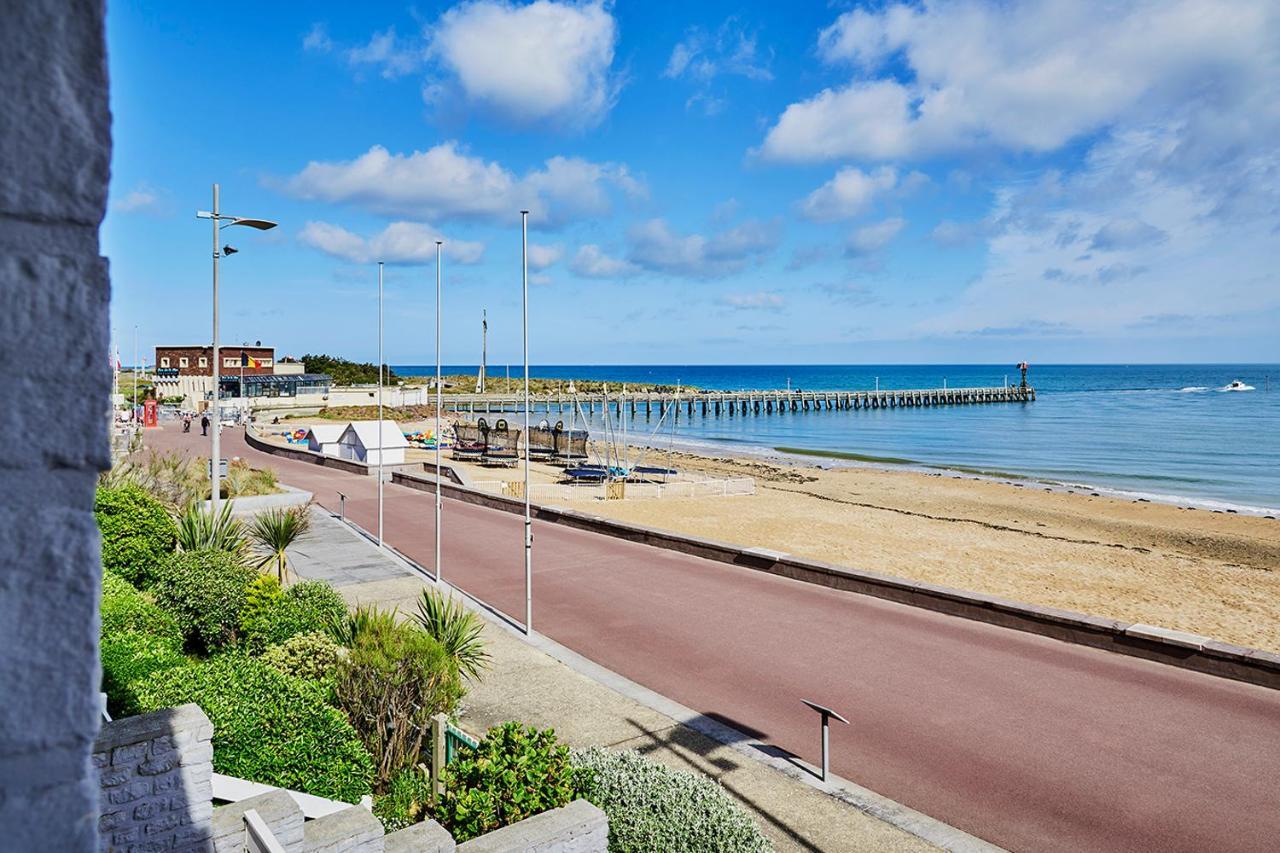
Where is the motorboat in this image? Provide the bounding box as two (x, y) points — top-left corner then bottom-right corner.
(1221, 380), (1255, 392)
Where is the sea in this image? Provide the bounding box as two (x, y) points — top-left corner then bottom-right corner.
(393, 364), (1280, 515)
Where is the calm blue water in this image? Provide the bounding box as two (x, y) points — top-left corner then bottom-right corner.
(394, 364), (1280, 513)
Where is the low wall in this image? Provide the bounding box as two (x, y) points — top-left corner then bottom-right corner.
(202, 484), (312, 515)
(243, 426), (459, 482)
(95, 704), (214, 851)
(248, 432), (1280, 690)
(455, 800), (607, 853)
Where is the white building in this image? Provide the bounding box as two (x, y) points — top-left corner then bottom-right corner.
(304, 424), (345, 457)
(338, 421), (408, 465)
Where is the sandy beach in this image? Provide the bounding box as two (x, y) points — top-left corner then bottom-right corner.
(259, 419), (1280, 654)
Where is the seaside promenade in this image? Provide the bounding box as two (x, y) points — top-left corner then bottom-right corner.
(146, 425), (1280, 853)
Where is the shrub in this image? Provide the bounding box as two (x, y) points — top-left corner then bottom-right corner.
(248, 505), (310, 582)
(373, 765), (434, 833)
(243, 580), (348, 651)
(151, 549), (257, 651)
(100, 631), (187, 717)
(415, 589), (490, 681)
(240, 574), (283, 635)
(570, 748), (771, 852)
(95, 485), (177, 586)
(334, 618), (463, 786)
(175, 501), (248, 555)
(133, 655), (374, 803)
(434, 723), (579, 843)
(325, 603), (399, 648)
(100, 571), (182, 644)
(262, 631), (343, 683)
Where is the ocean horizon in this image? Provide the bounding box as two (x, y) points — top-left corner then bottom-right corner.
(393, 363), (1280, 514)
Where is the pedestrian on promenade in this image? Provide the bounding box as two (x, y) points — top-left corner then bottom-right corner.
(200, 413), (209, 436)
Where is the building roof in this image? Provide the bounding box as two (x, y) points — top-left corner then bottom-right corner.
(304, 424), (345, 443)
(339, 420), (409, 450)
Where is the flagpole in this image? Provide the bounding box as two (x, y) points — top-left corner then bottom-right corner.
(377, 261), (384, 549)
(521, 210), (532, 635)
(434, 240), (443, 582)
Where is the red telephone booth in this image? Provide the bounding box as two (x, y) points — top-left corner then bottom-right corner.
(143, 398), (158, 428)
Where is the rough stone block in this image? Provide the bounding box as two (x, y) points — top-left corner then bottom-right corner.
(212, 790), (303, 853)
(303, 804), (385, 852)
(456, 800), (608, 853)
(384, 819), (456, 853)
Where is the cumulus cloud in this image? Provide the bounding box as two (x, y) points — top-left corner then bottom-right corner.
(298, 221), (484, 265)
(799, 166), (898, 223)
(527, 243), (563, 271)
(303, 23), (333, 53)
(114, 183), (164, 214)
(627, 218), (781, 278)
(427, 0), (619, 128)
(345, 27), (424, 78)
(760, 0), (1279, 162)
(846, 218), (905, 256)
(569, 244), (639, 279)
(721, 291), (785, 310)
(280, 143), (643, 227)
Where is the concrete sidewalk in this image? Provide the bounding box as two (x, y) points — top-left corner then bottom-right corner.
(288, 508), (938, 853)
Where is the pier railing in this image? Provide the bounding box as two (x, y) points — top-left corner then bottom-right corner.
(440, 386), (1035, 417)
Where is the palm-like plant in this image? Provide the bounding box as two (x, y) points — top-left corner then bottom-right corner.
(324, 603), (400, 648)
(248, 505), (311, 583)
(414, 589), (490, 681)
(175, 500), (248, 556)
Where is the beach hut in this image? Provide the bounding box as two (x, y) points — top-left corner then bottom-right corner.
(304, 424), (345, 457)
(337, 420), (409, 465)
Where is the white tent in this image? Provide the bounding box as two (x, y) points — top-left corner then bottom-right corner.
(305, 424), (345, 457)
(337, 420), (408, 465)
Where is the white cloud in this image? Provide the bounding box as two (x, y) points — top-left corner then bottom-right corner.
(1089, 218), (1168, 251)
(281, 143), (642, 226)
(761, 0), (1279, 162)
(527, 243), (563, 270)
(799, 166), (898, 223)
(846, 218), (905, 256)
(346, 27), (424, 79)
(627, 218), (781, 278)
(114, 183), (163, 214)
(721, 291), (785, 310)
(303, 23), (333, 53)
(298, 221), (484, 265)
(569, 244), (639, 279)
(428, 0), (619, 128)
(665, 18), (773, 114)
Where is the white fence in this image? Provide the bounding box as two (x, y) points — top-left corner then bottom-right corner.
(472, 477), (755, 502)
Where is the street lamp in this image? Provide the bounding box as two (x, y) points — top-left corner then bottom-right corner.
(196, 184), (277, 516)
(521, 210), (532, 634)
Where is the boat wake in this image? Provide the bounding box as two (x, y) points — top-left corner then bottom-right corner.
(1178, 386), (1208, 393)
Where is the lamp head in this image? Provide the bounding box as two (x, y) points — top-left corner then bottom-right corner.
(222, 245), (239, 256)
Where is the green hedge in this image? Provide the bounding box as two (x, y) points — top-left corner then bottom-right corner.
(100, 571), (182, 644)
(100, 631), (187, 717)
(95, 485), (177, 587)
(243, 580), (349, 651)
(435, 723), (579, 842)
(151, 549), (257, 651)
(570, 748), (771, 852)
(133, 655), (374, 803)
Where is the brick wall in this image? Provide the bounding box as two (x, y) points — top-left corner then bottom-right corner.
(156, 345), (275, 377)
(94, 704), (214, 851)
(0, 1), (111, 850)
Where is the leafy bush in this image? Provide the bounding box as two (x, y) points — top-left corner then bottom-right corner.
(100, 571), (182, 644)
(334, 618), (462, 786)
(415, 589), (490, 681)
(151, 549), (257, 651)
(240, 574), (282, 635)
(434, 723), (579, 843)
(100, 631), (187, 717)
(95, 485), (177, 586)
(570, 748), (771, 852)
(262, 631), (343, 683)
(324, 603), (400, 648)
(373, 765), (434, 833)
(175, 501), (247, 555)
(133, 655), (374, 803)
(243, 580), (348, 650)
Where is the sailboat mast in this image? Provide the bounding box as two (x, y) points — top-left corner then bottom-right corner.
(477, 309), (487, 393)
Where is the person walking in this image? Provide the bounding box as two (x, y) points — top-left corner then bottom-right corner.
(200, 413), (209, 436)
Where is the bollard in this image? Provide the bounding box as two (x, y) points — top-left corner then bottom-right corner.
(802, 699), (849, 781)
(338, 492), (346, 521)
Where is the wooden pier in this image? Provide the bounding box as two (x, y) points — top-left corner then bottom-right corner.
(440, 385), (1036, 417)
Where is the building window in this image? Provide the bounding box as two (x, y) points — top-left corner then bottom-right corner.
(160, 357), (170, 367)
(199, 357), (208, 367)
(259, 358), (273, 367)
(223, 357), (238, 368)
(179, 357), (189, 367)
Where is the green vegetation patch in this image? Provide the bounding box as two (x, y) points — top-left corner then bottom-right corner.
(95, 485), (178, 587)
(151, 549), (257, 651)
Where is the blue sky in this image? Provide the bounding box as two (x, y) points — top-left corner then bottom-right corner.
(104, 1), (1280, 366)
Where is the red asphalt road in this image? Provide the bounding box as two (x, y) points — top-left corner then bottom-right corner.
(150, 426), (1280, 852)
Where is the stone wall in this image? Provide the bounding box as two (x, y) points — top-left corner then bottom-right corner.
(0, 1), (112, 850)
(454, 800), (609, 853)
(94, 704), (214, 851)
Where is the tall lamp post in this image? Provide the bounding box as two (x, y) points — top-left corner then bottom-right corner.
(196, 184), (277, 516)
(435, 241), (444, 581)
(521, 210), (532, 634)
(377, 262), (385, 548)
